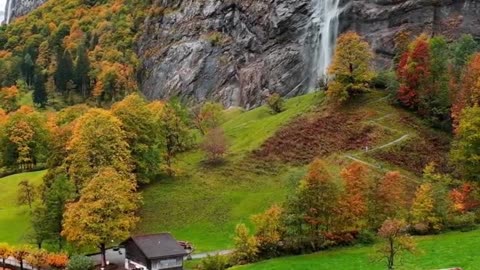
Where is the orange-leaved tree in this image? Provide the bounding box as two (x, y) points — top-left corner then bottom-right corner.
(337, 162), (372, 231)
(396, 35), (431, 109)
(62, 167), (140, 269)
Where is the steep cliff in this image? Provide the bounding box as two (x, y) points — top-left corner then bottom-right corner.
(138, 0), (337, 108)
(346, 0), (480, 67)
(138, 0), (480, 107)
(3, 0), (47, 24)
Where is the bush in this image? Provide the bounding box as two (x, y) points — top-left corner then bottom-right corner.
(266, 93), (285, 114)
(67, 255), (94, 270)
(448, 212), (477, 231)
(356, 230), (376, 245)
(198, 254), (230, 270)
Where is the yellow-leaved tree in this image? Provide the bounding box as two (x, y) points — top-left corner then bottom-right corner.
(62, 167), (140, 269)
(327, 32), (374, 104)
(66, 108), (132, 191)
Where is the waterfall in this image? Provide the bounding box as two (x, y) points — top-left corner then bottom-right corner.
(5, 0), (14, 24)
(306, 0), (343, 91)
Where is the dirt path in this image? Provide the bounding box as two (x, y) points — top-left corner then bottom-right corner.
(188, 249), (233, 260)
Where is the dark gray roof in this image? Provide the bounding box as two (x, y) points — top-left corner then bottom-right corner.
(129, 233), (188, 259)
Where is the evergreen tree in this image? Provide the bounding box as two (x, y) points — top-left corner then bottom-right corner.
(54, 49), (74, 93)
(74, 45), (91, 98)
(33, 68), (48, 108)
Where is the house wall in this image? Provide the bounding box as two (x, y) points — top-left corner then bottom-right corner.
(151, 256), (183, 270)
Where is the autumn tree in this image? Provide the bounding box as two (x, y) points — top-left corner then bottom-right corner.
(410, 183), (441, 233)
(327, 32), (374, 103)
(0, 85), (19, 112)
(375, 171), (408, 226)
(251, 205), (284, 257)
(66, 108), (132, 190)
(62, 167), (140, 269)
(337, 162), (372, 231)
(451, 54), (480, 129)
(17, 180), (36, 209)
(0, 243), (11, 269)
(11, 245), (32, 270)
(194, 102), (225, 134)
(47, 252), (69, 270)
(376, 219), (416, 270)
(232, 224), (258, 265)
(450, 183), (480, 214)
(112, 94), (162, 183)
(284, 159), (340, 250)
(397, 35), (431, 109)
(451, 106), (480, 181)
(201, 127), (228, 163)
(25, 249), (49, 270)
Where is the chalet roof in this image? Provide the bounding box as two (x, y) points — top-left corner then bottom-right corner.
(126, 233), (188, 259)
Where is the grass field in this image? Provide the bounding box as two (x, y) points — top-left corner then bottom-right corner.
(233, 229), (480, 270)
(0, 170), (46, 244)
(137, 93), (323, 252)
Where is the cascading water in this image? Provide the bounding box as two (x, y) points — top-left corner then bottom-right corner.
(306, 0), (343, 91)
(4, 0), (14, 24)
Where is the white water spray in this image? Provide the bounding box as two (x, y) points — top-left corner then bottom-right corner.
(307, 0), (343, 90)
(4, 0), (13, 24)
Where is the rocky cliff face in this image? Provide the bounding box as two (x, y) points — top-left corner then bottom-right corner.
(346, 0), (480, 67)
(138, 0), (336, 108)
(139, 0), (479, 107)
(4, 0), (47, 24)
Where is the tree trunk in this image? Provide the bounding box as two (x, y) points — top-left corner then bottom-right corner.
(20, 259), (24, 270)
(100, 243), (107, 269)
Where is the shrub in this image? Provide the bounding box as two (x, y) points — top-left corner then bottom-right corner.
(231, 224), (258, 265)
(356, 230), (376, 245)
(448, 212), (477, 232)
(200, 128), (228, 163)
(67, 255), (94, 270)
(266, 93), (285, 114)
(198, 254), (230, 270)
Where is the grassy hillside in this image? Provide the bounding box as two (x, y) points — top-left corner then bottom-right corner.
(0, 170), (46, 244)
(137, 93), (323, 252)
(137, 90), (452, 252)
(233, 229), (480, 270)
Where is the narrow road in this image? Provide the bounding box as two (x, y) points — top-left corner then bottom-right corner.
(188, 249), (233, 260)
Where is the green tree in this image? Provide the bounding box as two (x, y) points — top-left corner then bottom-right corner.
(54, 49), (74, 93)
(327, 32), (374, 103)
(451, 106), (480, 181)
(33, 68), (48, 108)
(112, 94), (162, 184)
(452, 34), (478, 78)
(194, 102), (224, 134)
(62, 167), (140, 269)
(159, 102), (192, 176)
(74, 45), (91, 98)
(30, 203), (51, 249)
(426, 36), (450, 127)
(66, 255), (94, 270)
(17, 179), (36, 209)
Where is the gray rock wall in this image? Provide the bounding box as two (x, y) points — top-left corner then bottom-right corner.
(345, 0), (480, 67)
(139, 0), (480, 108)
(4, 0), (47, 24)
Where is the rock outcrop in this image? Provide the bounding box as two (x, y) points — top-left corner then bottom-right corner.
(3, 0), (47, 24)
(138, 0), (480, 107)
(346, 0), (480, 67)
(138, 0), (336, 108)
